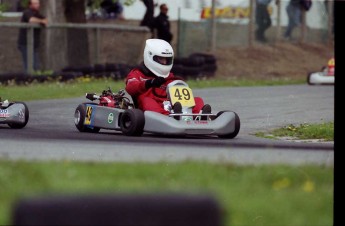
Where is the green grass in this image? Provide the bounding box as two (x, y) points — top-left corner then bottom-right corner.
(255, 122), (334, 141)
(0, 78), (125, 101)
(0, 77), (305, 101)
(1, 77), (331, 225)
(188, 77), (305, 88)
(0, 160), (333, 226)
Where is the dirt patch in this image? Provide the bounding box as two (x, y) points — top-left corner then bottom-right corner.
(214, 42), (334, 80)
(86, 19), (335, 81)
(276, 136), (334, 144)
(112, 19), (334, 80)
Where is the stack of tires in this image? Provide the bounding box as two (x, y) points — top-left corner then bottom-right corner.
(61, 63), (135, 81)
(172, 53), (217, 80)
(0, 54), (217, 85)
(0, 62), (135, 85)
(0, 72), (76, 85)
(0, 73), (27, 85)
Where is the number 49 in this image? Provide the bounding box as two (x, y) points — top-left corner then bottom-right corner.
(174, 88), (191, 100)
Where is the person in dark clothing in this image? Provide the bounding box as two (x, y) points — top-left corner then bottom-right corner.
(140, 0), (155, 37)
(17, 0), (47, 72)
(100, 0), (124, 19)
(154, 4), (173, 43)
(255, 0), (272, 42)
(283, 0), (301, 40)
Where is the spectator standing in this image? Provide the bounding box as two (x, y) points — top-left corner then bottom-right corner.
(140, 0), (155, 37)
(154, 3), (173, 44)
(255, 0), (273, 42)
(17, 0), (47, 72)
(284, 0), (312, 40)
(283, 0), (301, 40)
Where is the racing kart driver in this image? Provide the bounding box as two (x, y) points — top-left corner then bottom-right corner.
(125, 38), (211, 116)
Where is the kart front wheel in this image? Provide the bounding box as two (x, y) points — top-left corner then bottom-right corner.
(217, 111), (240, 139)
(8, 102), (29, 129)
(120, 109), (145, 136)
(74, 103), (100, 133)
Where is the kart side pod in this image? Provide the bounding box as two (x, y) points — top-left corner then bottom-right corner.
(0, 102), (29, 129)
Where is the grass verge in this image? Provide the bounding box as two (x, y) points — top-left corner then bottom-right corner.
(255, 122), (334, 141)
(0, 160), (333, 226)
(0, 77), (305, 101)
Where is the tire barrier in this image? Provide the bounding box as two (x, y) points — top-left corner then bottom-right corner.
(0, 72), (84, 85)
(62, 63), (135, 81)
(0, 63), (134, 85)
(0, 53), (216, 85)
(172, 52), (217, 79)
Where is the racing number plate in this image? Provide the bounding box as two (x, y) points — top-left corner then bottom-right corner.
(84, 106), (93, 125)
(169, 86), (195, 107)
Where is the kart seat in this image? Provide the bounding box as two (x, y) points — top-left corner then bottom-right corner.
(130, 95), (139, 109)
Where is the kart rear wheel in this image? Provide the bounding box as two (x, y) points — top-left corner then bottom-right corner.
(74, 103), (100, 133)
(8, 102), (29, 129)
(217, 111), (240, 139)
(307, 72), (315, 85)
(120, 109), (145, 136)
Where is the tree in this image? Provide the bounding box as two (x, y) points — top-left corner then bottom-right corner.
(63, 0), (90, 67)
(40, 0), (68, 71)
(40, 0), (90, 71)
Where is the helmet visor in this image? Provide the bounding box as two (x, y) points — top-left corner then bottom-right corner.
(153, 55), (173, 66)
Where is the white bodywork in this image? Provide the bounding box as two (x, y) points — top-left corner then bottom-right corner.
(308, 71), (334, 85)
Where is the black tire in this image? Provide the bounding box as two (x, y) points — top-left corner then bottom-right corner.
(104, 63), (118, 72)
(14, 73), (30, 85)
(118, 64), (135, 79)
(59, 72), (77, 82)
(178, 56), (205, 67)
(189, 53), (217, 64)
(32, 75), (49, 83)
(307, 72), (315, 85)
(173, 57), (187, 65)
(202, 63), (217, 73)
(180, 66), (201, 77)
(120, 109), (145, 136)
(0, 73), (17, 83)
(62, 66), (78, 72)
(94, 64), (105, 73)
(74, 103), (100, 133)
(80, 66), (95, 75)
(190, 56), (206, 66)
(8, 102), (29, 129)
(217, 111), (240, 139)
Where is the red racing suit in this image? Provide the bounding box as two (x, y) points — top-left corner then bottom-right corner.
(125, 64), (204, 115)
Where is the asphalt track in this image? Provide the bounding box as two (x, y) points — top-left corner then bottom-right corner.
(0, 84), (334, 165)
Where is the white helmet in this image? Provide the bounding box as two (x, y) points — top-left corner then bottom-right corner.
(143, 39), (174, 78)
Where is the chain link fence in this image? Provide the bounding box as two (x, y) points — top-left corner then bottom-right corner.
(0, 0), (334, 81)
(177, 0), (333, 57)
(0, 17), (150, 76)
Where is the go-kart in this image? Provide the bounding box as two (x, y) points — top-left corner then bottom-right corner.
(0, 98), (29, 128)
(307, 57), (334, 85)
(74, 88), (133, 134)
(74, 80), (240, 138)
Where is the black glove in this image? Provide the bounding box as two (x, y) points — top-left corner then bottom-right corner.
(145, 77), (166, 89)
